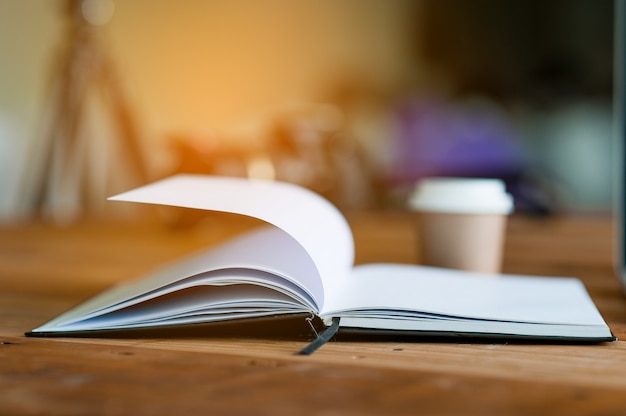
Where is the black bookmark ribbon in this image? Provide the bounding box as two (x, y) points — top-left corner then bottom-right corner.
(296, 317), (340, 355)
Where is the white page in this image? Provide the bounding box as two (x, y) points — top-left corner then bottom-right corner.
(54, 284), (310, 332)
(33, 228), (321, 332)
(322, 263), (608, 327)
(109, 175), (354, 303)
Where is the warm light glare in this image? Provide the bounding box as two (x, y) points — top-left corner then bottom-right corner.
(107, 1), (413, 135)
(247, 156), (276, 181)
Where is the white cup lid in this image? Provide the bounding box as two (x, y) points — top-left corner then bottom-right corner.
(409, 177), (514, 214)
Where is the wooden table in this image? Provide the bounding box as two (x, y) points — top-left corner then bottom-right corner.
(2, 211), (626, 415)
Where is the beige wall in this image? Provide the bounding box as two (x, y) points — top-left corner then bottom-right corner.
(0, 1), (416, 219)
(107, 0), (415, 133)
(0, 0), (415, 138)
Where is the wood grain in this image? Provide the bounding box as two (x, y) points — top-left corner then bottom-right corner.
(2, 212), (626, 415)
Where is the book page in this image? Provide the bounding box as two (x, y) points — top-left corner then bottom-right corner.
(32, 227), (323, 332)
(109, 175), (355, 308)
(322, 263), (608, 327)
(43, 277), (313, 333)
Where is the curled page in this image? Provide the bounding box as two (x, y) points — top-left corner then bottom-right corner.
(109, 174), (355, 298)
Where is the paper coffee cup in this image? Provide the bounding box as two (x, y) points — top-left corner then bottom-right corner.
(409, 178), (514, 274)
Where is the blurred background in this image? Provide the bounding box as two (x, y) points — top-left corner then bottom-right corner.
(0, 0), (615, 223)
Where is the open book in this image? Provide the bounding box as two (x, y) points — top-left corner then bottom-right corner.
(28, 175), (614, 343)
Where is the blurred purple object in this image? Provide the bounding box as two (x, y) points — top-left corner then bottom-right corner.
(388, 96), (551, 213)
(393, 96), (525, 181)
